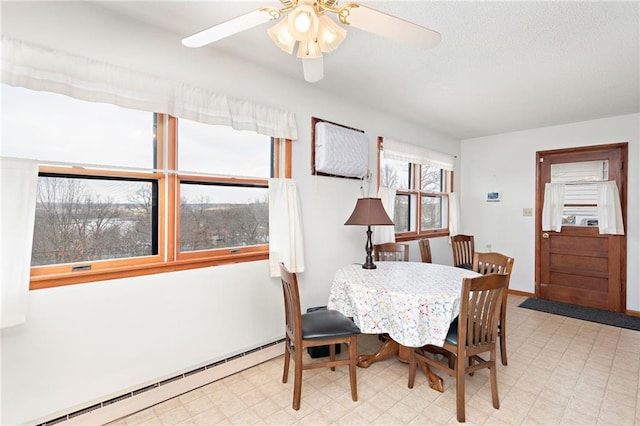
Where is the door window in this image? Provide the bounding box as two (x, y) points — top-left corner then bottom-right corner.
(550, 160), (608, 227)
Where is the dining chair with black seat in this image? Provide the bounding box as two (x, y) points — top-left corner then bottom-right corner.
(278, 262), (361, 410)
(418, 238), (432, 263)
(451, 234), (475, 270)
(408, 273), (507, 423)
(473, 251), (514, 366)
(374, 242), (409, 262)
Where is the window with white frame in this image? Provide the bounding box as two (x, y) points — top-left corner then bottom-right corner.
(378, 138), (454, 239)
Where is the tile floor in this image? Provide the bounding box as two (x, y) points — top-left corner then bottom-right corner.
(109, 295), (640, 425)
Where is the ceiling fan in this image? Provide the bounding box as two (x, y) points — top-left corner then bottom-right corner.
(182, 0), (441, 82)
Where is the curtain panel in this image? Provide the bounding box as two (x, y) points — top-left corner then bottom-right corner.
(268, 179), (305, 277)
(448, 192), (461, 236)
(542, 181), (624, 235)
(541, 182), (566, 232)
(1, 158), (38, 328)
(373, 187), (396, 244)
(597, 181), (624, 235)
(1, 37), (298, 140)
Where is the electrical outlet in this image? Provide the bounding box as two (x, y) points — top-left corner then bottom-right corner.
(523, 208), (533, 216)
(486, 244), (492, 251)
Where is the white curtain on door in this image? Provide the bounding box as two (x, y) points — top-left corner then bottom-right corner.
(1, 157), (38, 328)
(373, 187), (396, 244)
(541, 182), (566, 232)
(597, 181), (624, 235)
(268, 178), (305, 277)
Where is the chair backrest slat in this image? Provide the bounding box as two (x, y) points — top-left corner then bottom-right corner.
(374, 243), (409, 262)
(459, 273), (506, 352)
(418, 239), (432, 263)
(279, 263), (303, 342)
(451, 234), (475, 267)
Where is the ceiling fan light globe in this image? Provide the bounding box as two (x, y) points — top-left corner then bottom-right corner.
(317, 15), (346, 52)
(294, 13), (311, 32)
(288, 4), (319, 42)
(267, 19), (296, 54)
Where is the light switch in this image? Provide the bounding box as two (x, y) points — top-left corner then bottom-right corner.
(523, 208), (533, 216)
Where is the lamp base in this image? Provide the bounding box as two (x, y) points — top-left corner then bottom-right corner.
(362, 225), (377, 269)
(362, 261), (377, 270)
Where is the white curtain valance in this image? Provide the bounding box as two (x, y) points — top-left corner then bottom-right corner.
(1, 37), (298, 140)
(381, 139), (455, 171)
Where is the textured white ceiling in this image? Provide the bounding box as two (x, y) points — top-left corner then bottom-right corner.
(97, 1), (639, 139)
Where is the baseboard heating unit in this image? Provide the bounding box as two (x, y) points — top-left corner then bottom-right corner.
(36, 340), (285, 426)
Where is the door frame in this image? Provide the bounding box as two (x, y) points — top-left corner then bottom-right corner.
(535, 142), (628, 312)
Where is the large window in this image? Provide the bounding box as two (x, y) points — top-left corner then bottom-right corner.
(1, 85), (290, 289)
(378, 138), (453, 240)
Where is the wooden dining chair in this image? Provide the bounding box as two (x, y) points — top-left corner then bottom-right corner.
(374, 242), (409, 262)
(418, 239), (432, 263)
(473, 252), (514, 366)
(451, 234), (475, 269)
(279, 263), (361, 410)
(408, 273), (507, 423)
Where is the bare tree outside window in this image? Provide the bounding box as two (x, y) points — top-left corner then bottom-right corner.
(379, 154), (451, 237)
(179, 185), (268, 251)
(32, 177), (154, 266)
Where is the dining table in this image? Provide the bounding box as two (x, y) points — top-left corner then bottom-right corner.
(327, 261), (480, 392)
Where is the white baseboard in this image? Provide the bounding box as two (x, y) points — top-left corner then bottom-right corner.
(62, 342), (284, 426)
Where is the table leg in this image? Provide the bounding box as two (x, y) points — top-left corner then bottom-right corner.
(416, 347), (444, 392)
(357, 338), (399, 368)
(357, 339), (445, 393)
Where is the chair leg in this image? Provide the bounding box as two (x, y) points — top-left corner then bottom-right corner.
(500, 320), (508, 366)
(282, 341), (291, 384)
(455, 352), (466, 423)
(407, 348), (417, 389)
(490, 350), (500, 409)
(292, 349), (303, 410)
(348, 336), (358, 402)
(330, 343), (336, 371)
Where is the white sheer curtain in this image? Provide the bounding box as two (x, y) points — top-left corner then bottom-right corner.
(268, 179), (305, 277)
(541, 182), (566, 232)
(381, 139), (455, 171)
(597, 181), (624, 235)
(448, 192), (461, 236)
(1, 37), (298, 140)
(1, 158), (38, 328)
(373, 187), (396, 244)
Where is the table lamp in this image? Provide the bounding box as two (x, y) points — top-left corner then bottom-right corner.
(344, 197), (394, 269)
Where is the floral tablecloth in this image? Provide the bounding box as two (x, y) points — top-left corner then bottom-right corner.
(327, 262), (480, 348)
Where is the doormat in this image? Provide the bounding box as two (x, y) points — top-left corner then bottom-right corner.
(518, 298), (640, 331)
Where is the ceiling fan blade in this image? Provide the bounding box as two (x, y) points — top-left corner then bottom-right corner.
(182, 9), (274, 48)
(345, 5), (441, 49)
(302, 57), (324, 82)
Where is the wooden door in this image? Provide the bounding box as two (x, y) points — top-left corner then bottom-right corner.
(535, 143), (627, 312)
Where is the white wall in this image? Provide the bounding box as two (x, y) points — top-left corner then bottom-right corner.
(0, 3), (460, 424)
(460, 114), (639, 310)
